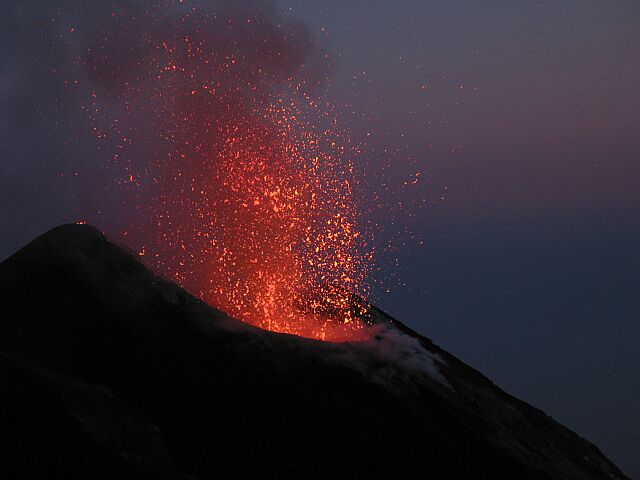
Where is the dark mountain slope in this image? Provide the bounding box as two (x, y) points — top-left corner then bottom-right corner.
(0, 224), (630, 479)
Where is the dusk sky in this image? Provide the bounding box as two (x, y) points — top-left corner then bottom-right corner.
(1, 1), (638, 476)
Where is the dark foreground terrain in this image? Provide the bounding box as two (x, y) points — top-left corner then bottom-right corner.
(0, 224), (630, 479)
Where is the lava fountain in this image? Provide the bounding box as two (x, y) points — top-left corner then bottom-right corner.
(63, 0), (374, 341)
(191, 99), (374, 340)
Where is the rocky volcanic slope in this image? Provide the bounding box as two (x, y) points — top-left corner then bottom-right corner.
(0, 224), (630, 479)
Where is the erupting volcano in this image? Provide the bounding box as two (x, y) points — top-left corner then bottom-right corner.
(63, 0), (374, 340)
(1, 1), (635, 478)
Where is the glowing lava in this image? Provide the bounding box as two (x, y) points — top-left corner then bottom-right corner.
(200, 103), (369, 336)
(154, 95), (374, 341)
(65, 1), (374, 341)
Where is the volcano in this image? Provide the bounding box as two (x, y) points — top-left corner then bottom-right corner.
(0, 224), (629, 479)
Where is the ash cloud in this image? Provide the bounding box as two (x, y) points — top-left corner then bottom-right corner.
(0, 0), (330, 260)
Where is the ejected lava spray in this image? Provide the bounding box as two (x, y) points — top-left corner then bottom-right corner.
(59, 0), (374, 340)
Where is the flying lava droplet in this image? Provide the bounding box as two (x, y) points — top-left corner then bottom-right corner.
(65, 1), (374, 341)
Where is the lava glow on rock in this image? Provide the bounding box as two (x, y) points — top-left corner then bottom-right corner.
(64, 1), (374, 341)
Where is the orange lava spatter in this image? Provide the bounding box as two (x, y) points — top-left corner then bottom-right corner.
(64, 1), (374, 341)
(159, 97), (374, 341)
